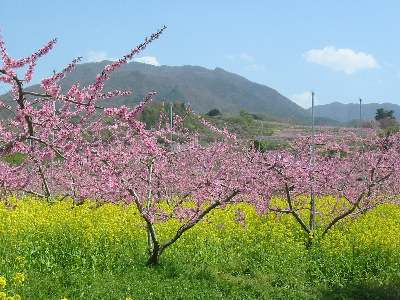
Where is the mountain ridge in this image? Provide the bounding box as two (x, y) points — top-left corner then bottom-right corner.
(309, 102), (400, 123)
(1, 61), (312, 122)
(1, 61), (347, 125)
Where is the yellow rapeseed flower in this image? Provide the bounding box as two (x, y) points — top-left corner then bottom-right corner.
(15, 256), (26, 268)
(0, 276), (6, 289)
(12, 273), (25, 286)
(0, 292), (6, 300)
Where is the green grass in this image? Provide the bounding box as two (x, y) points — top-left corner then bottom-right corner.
(0, 198), (399, 299)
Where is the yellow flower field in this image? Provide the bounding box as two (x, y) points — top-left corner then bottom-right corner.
(0, 197), (399, 299)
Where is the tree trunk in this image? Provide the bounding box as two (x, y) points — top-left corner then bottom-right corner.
(146, 244), (161, 267)
(306, 235), (314, 249)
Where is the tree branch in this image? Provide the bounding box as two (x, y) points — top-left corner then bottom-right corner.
(23, 91), (52, 98)
(127, 187), (159, 250)
(284, 183), (310, 234)
(159, 190), (240, 255)
(25, 136), (65, 159)
(321, 193), (363, 237)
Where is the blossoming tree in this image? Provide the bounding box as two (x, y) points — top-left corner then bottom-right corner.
(0, 27), (165, 198)
(68, 102), (265, 265)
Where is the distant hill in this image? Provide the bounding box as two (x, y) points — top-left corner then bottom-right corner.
(66, 62), (311, 121)
(309, 102), (400, 123)
(1, 61), (314, 122)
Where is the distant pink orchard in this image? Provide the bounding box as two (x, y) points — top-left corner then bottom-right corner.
(260, 130), (400, 241)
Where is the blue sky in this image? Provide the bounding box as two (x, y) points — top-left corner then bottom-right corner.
(1, 0), (399, 107)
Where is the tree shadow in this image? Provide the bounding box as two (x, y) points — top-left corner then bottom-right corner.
(321, 282), (400, 300)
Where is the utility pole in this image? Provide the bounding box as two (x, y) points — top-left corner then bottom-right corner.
(170, 103), (173, 143)
(310, 91), (316, 232)
(359, 98), (362, 127)
(258, 120), (264, 151)
(170, 102), (173, 129)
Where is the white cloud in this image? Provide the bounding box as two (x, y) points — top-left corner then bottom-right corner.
(239, 53), (254, 62)
(87, 51), (115, 63)
(291, 91), (313, 108)
(134, 56), (160, 66)
(304, 46), (379, 74)
(86, 52), (160, 67)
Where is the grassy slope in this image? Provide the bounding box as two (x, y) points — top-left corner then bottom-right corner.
(0, 198), (399, 299)
(140, 102), (290, 148)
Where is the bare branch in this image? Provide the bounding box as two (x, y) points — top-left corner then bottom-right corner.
(23, 91), (52, 98)
(159, 190), (240, 255)
(284, 183), (310, 234)
(23, 190), (46, 198)
(25, 136), (65, 159)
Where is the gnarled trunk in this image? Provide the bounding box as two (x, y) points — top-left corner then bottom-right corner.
(146, 243), (161, 266)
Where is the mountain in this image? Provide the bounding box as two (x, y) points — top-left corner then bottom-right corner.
(1, 61), (313, 122)
(309, 102), (400, 123)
